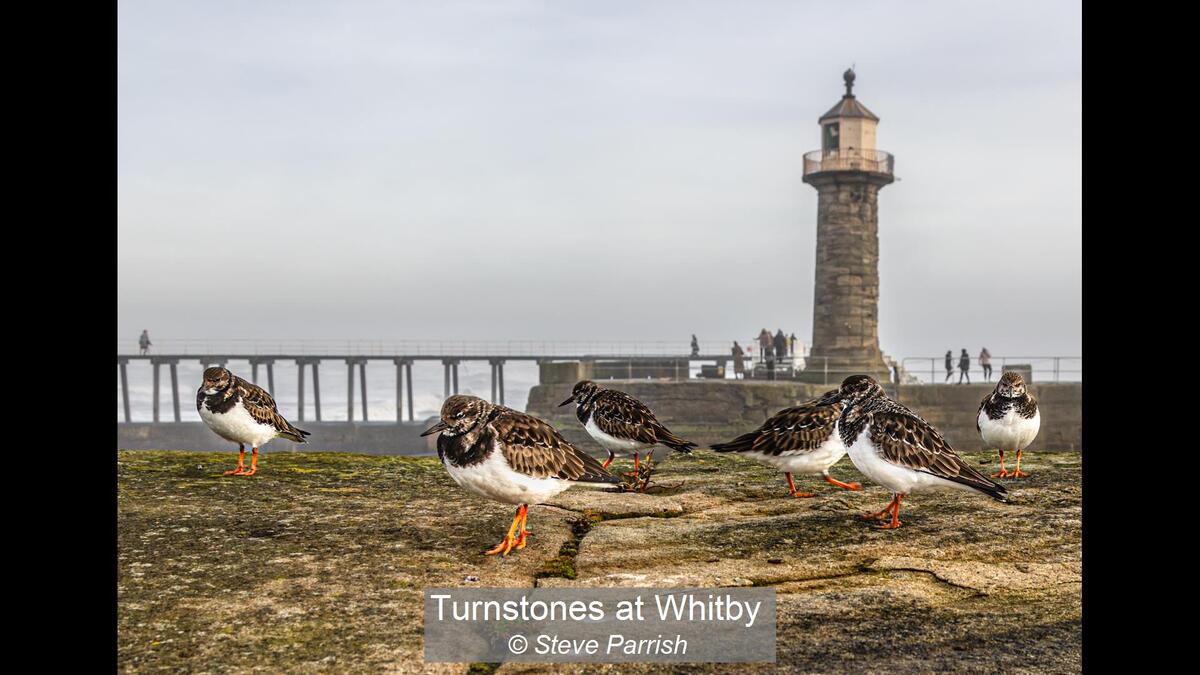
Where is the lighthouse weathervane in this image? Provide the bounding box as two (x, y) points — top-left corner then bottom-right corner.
(798, 68), (895, 384)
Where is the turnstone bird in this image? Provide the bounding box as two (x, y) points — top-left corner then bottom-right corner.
(421, 395), (618, 556)
(837, 375), (1007, 529)
(977, 371), (1041, 478)
(197, 366), (310, 476)
(558, 380), (697, 491)
(710, 389), (862, 497)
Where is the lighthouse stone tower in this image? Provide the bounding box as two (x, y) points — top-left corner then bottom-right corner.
(798, 69), (895, 384)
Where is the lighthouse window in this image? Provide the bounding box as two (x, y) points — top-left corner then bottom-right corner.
(823, 123), (840, 153)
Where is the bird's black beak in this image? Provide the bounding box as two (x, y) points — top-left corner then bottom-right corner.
(420, 420), (450, 437)
(557, 394), (575, 407)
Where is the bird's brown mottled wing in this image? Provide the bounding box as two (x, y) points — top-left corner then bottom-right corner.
(590, 390), (663, 445)
(1017, 393), (1039, 419)
(712, 402), (840, 456)
(870, 409), (1005, 499)
(242, 396), (310, 443)
(233, 376), (279, 411)
(492, 410), (618, 483)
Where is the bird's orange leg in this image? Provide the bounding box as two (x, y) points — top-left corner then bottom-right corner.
(223, 445), (246, 476)
(874, 494), (904, 529)
(240, 447), (259, 476)
(485, 505), (526, 556)
(785, 472), (816, 498)
(622, 453), (641, 478)
(514, 506), (533, 549)
(864, 493), (900, 521)
(992, 450), (1011, 478)
(602, 452), (614, 469)
(636, 453), (657, 492)
(822, 471), (862, 491)
(1011, 450), (1030, 478)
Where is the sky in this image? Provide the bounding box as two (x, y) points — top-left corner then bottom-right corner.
(117, 0), (1082, 360)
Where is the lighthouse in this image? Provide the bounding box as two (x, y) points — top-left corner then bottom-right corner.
(798, 69), (895, 384)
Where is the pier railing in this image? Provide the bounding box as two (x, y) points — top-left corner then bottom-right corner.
(117, 339), (741, 357)
(117, 349), (1081, 424)
(899, 356), (1082, 385)
(116, 352), (748, 424)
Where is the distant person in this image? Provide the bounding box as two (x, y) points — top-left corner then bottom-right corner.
(891, 359), (901, 385)
(732, 341), (746, 379)
(789, 333), (797, 356)
(979, 347), (993, 381)
(944, 350), (954, 383)
(690, 334), (700, 357)
(958, 349), (971, 384)
(774, 329), (787, 361)
(757, 328), (771, 362)
(138, 329), (152, 355)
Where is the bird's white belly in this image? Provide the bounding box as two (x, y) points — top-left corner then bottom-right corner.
(584, 416), (654, 456)
(744, 437), (847, 474)
(978, 408), (1041, 451)
(199, 401), (278, 447)
(846, 423), (974, 495)
(443, 448), (576, 506)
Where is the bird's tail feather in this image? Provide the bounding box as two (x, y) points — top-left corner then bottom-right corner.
(709, 432), (757, 453)
(280, 427), (311, 443)
(657, 427), (697, 453)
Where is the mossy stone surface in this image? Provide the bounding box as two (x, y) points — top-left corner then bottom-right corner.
(119, 449), (1080, 673)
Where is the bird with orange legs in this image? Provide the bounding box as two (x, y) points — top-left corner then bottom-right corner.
(558, 380), (697, 491)
(977, 371), (1041, 479)
(837, 375), (1007, 529)
(710, 388), (862, 498)
(197, 367), (310, 476)
(422, 395), (618, 556)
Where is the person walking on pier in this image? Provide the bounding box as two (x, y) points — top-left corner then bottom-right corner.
(979, 347), (993, 381)
(758, 328), (771, 364)
(774, 329), (787, 362)
(944, 350), (954, 383)
(958, 348), (971, 384)
(138, 329), (152, 355)
(732, 341), (746, 379)
(789, 333), (797, 356)
(690, 334), (700, 357)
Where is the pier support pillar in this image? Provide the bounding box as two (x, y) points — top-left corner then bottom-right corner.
(405, 361), (414, 421)
(297, 360), (306, 421)
(169, 360), (180, 422)
(250, 358), (276, 395)
(118, 358), (131, 423)
(345, 358), (368, 421)
(295, 358), (321, 421)
(310, 361), (322, 421)
(359, 360), (368, 421)
(346, 358), (356, 421)
(393, 358), (411, 423)
(152, 360), (161, 422)
(489, 359), (506, 405)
